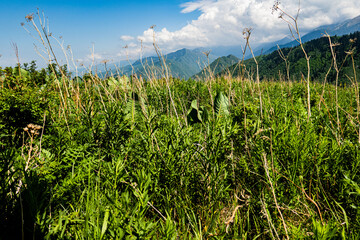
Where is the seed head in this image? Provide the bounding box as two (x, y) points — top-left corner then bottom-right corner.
(272, 1), (281, 13)
(25, 123), (42, 135)
(202, 51), (211, 57)
(25, 14), (34, 22)
(345, 48), (355, 55)
(350, 38), (357, 43)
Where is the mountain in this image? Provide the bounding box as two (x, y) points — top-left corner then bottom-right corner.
(205, 46), (244, 58)
(77, 60), (131, 77)
(107, 48), (217, 79)
(210, 15), (360, 59)
(193, 54), (239, 79)
(251, 37), (292, 57)
(265, 14), (360, 54)
(219, 31), (360, 83)
(197, 37), (292, 60)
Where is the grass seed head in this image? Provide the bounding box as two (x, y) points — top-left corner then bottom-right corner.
(25, 14), (34, 22)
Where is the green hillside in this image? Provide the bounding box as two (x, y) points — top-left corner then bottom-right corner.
(222, 31), (360, 83)
(193, 54), (239, 79)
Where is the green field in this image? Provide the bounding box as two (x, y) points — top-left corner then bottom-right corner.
(1, 62), (360, 239)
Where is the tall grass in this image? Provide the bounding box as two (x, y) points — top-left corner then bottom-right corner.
(1, 9), (360, 240)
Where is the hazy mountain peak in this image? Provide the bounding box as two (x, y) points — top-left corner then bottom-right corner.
(108, 48), (218, 79)
(345, 14), (360, 27)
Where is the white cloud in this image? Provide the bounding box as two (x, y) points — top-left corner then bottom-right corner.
(181, 0), (215, 13)
(120, 35), (135, 41)
(114, 41), (156, 61)
(133, 0), (360, 52)
(87, 52), (103, 61)
(77, 52), (114, 66)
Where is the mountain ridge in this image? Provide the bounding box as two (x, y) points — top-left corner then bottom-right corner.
(108, 48), (217, 79)
(218, 31), (360, 83)
(264, 14), (360, 54)
(97, 15), (360, 80)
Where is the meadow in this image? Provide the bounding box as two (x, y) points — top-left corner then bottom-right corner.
(1, 11), (360, 240)
(1, 61), (360, 239)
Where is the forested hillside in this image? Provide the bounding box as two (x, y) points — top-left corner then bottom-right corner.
(193, 54), (239, 79)
(222, 31), (360, 83)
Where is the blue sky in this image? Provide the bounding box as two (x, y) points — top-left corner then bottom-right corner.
(0, 0), (198, 67)
(1, 0), (360, 69)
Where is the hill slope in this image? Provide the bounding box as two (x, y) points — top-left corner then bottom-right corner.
(193, 54), (239, 79)
(110, 48), (217, 79)
(220, 31), (360, 83)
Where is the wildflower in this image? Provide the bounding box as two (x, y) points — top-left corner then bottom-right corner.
(25, 123), (42, 135)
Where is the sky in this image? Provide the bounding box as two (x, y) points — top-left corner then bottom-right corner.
(1, 0), (360, 69)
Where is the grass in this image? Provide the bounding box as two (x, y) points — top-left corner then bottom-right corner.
(1, 9), (360, 240)
(1, 69), (360, 239)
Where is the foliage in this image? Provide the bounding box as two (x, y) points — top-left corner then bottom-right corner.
(1, 59), (360, 239)
(223, 31), (360, 84)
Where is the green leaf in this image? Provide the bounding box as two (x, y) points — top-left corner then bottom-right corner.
(214, 91), (229, 117)
(108, 75), (130, 92)
(187, 99), (208, 125)
(100, 206), (110, 239)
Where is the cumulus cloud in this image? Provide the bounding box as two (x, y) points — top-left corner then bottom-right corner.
(120, 35), (135, 41)
(87, 52), (104, 61)
(133, 0), (360, 52)
(77, 52), (113, 65)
